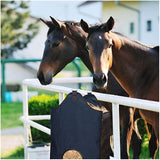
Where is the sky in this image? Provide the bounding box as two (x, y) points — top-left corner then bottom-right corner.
(29, 1), (102, 24)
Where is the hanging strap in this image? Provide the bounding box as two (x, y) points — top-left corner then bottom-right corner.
(87, 102), (108, 113)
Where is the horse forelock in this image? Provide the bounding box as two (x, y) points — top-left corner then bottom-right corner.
(47, 26), (57, 36)
(64, 21), (80, 27)
(87, 23), (107, 40)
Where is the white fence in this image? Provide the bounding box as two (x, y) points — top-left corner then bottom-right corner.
(20, 77), (159, 159)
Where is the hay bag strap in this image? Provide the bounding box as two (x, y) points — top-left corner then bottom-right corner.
(50, 91), (102, 159)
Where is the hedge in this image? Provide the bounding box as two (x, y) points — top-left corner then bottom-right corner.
(28, 94), (59, 143)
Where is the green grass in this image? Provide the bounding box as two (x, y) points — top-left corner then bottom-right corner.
(1, 147), (24, 159)
(1, 102), (23, 129)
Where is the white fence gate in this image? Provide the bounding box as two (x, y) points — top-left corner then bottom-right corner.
(20, 77), (159, 159)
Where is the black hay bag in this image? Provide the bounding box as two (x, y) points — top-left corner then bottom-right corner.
(50, 91), (105, 159)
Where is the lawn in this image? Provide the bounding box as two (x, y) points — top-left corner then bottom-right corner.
(1, 147), (24, 159)
(1, 102), (23, 129)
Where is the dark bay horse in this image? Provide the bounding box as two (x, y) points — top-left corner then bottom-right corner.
(80, 16), (159, 158)
(37, 17), (156, 158)
(37, 17), (93, 85)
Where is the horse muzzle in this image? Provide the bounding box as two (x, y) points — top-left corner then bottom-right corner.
(37, 69), (53, 85)
(93, 73), (108, 89)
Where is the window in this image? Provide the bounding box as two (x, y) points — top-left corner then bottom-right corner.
(130, 22), (134, 34)
(147, 20), (152, 31)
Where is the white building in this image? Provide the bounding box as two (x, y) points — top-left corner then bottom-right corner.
(140, 1), (159, 44)
(101, 0), (159, 45)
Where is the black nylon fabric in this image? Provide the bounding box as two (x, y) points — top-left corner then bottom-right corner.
(50, 91), (102, 159)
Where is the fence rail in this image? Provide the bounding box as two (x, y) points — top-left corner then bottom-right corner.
(20, 77), (159, 159)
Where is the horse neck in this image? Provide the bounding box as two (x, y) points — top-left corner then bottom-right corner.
(78, 49), (94, 74)
(69, 26), (94, 74)
(110, 32), (158, 98)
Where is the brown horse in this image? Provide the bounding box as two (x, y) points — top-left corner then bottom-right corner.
(37, 17), (93, 85)
(80, 16), (159, 158)
(37, 17), (157, 159)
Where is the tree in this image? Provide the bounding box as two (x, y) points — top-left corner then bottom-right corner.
(1, 1), (39, 58)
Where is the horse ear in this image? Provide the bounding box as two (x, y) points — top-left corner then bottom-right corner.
(50, 16), (60, 28)
(40, 18), (52, 27)
(104, 16), (114, 32)
(50, 16), (64, 29)
(80, 19), (90, 33)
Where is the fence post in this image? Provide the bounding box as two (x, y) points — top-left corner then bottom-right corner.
(112, 103), (120, 159)
(1, 59), (42, 102)
(1, 60), (6, 102)
(23, 84), (30, 159)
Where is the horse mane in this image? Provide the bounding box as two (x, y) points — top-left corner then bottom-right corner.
(87, 23), (152, 50)
(113, 31), (159, 56)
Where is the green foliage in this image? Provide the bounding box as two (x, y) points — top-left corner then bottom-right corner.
(137, 119), (148, 140)
(129, 134), (159, 159)
(28, 94), (59, 115)
(1, 1), (39, 58)
(28, 94), (59, 143)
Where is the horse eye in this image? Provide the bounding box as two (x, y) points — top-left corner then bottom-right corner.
(51, 41), (60, 48)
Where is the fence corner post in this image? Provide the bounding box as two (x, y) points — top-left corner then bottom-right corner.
(1, 60), (6, 102)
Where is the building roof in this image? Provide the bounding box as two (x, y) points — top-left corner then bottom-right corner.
(78, 1), (99, 7)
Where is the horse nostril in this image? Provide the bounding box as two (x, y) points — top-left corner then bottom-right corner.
(93, 74), (98, 84)
(101, 73), (107, 83)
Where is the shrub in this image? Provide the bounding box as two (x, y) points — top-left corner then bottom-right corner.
(28, 94), (59, 143)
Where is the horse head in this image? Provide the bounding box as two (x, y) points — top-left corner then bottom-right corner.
(37, 17), (85, 85)
(80, 17), (114, 89)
